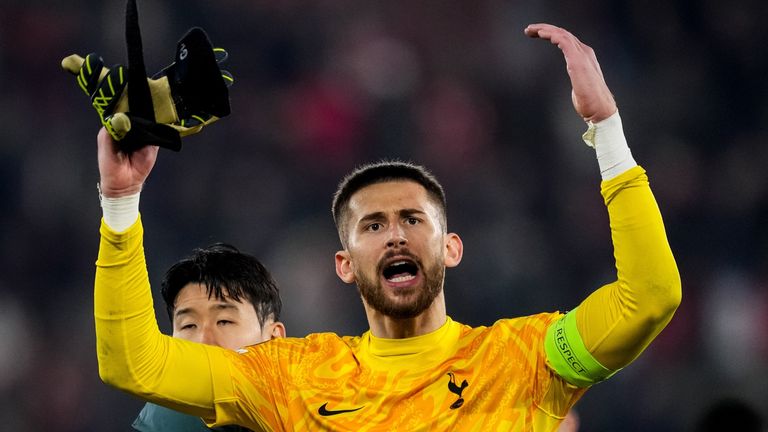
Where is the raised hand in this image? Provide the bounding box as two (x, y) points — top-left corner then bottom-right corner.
(525, 23), (617, 123)
(97, 127), (159, 198)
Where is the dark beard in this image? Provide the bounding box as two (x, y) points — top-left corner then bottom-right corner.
(355, 253), (445, 320)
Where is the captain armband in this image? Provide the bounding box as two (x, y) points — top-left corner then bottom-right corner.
(544, 308), (618, 387)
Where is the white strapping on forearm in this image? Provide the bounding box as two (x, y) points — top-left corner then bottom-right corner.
(101, 191), (140, 232)
(582, 111), (637, 180)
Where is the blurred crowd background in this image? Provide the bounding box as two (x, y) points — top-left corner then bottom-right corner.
(1, 0), (767, 430)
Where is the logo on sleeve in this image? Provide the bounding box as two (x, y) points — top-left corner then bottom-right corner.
(318, 402), (364, 417)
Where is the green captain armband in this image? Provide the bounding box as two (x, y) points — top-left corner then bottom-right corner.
(544, 308), (617, 387)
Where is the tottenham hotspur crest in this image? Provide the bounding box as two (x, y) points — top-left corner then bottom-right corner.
(447, 372), (469, 409)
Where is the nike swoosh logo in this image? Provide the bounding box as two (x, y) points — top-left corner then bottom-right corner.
(318, 402), (364, 416)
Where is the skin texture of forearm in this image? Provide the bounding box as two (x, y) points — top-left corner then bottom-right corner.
(94, 217), (219, 418)
(576, 166), (681, 371)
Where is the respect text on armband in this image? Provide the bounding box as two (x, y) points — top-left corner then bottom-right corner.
(554, 321), (586, 374)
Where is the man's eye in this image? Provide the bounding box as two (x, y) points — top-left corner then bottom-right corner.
(406, 217), (419, 225)
(180, 324), (196, 330)
(367, 223), (382, 231)
(218, 320), (233, 326)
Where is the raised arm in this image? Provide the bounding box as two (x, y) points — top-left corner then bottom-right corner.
(94, 129), (221, 417)
(527, 24), (682, 385)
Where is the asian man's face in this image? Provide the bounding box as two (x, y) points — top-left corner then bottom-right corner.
(172, 283), (283, 350)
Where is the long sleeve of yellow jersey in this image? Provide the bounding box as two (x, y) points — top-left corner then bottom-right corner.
(545, 166), (682, 386)
(94, 217), (224, 421)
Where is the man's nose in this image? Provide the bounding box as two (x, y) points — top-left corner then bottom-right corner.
(199, 324), (218, 346)
(386, 223), (407, 248)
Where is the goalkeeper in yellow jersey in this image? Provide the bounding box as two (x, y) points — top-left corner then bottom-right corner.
(94, 23), (680, 431)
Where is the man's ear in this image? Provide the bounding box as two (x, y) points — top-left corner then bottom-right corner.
(335, 250), (356, 283)
(268, 321), (286, 339)
(444, 232), (463, 268)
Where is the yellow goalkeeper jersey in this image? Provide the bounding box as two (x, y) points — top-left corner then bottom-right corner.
(209, 313), (582, 431)
(95, 166), (680, 432)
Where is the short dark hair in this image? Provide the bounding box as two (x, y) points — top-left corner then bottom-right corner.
(160, 243), (282, 328)
(332, 160), (447, 247)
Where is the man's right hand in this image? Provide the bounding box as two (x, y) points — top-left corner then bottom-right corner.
(97, 127), (159, 198)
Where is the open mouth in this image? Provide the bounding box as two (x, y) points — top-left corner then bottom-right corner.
(382, 259), (419, 283)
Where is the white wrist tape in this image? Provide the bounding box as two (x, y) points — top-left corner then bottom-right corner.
(582, 111), (637, 180)
(98, 184), (140, 232)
